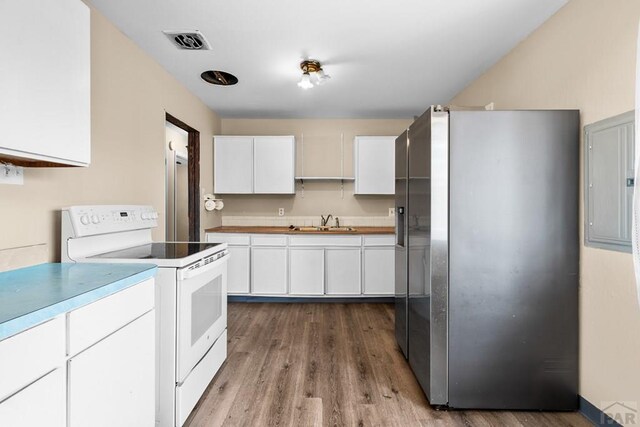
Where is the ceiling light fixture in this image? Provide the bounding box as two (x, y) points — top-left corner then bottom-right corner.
(297, 59), (330, 89)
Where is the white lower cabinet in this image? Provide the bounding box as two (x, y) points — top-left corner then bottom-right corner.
(227, 246), (251, 294)
(252, 247), (288, 294)
(289, 248), (325, 295)
(68, 310), (155, 427)
(0, 368), (66, 427)
(326, 248), (361, 295)
(0, 278), (154, 427)
(207, 232), (394, 297)
(363, 247), (395, 294)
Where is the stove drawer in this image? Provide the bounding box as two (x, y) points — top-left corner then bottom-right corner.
(67, 278), (154, 356)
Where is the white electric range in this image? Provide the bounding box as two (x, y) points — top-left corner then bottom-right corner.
(61, 205), (229, 427)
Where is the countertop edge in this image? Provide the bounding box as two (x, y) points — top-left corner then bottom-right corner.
(0, 264), (157, 341)
(204, 226), (395, 235)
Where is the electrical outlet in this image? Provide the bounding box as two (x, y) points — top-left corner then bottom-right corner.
(389, 208), (395, 217)
(0, 164), (24, 185)
(278, 208), (285, 217)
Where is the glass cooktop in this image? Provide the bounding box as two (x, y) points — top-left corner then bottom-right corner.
(89, 242), (222, 260)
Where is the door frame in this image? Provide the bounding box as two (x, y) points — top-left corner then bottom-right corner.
(166, 113), (200, 242)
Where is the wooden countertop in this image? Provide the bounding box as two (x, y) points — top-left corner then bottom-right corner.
(205, 226), (395, 235)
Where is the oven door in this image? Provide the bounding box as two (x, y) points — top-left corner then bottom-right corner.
(176, 253), (228, 383)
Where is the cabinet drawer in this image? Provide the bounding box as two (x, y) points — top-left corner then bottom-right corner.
(289, 235), (362, 247)
(0, 316), (65, 401)
(67, 278), (154, 356)
(363, 235), (395, 247)
(251, 235), (287, 246)
(207, 233), (250, 246)
(0, 368), (65, 427)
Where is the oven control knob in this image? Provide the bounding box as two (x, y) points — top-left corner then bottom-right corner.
(141, 213), (148, 220)
(80, 215), (90, 225)
(91, 215), (100, 224)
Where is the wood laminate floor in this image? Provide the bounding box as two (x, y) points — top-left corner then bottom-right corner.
(185, 303), (591, 427)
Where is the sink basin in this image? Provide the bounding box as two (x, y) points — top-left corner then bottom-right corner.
(293, 226), (357, 232)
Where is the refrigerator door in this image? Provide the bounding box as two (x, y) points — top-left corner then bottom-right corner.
(407, 108), (449, 405)
(447, 110), (579, 410)
(394, 130), (409, 357)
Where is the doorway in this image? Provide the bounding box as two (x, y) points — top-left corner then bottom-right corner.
(165, 113), (200, 242)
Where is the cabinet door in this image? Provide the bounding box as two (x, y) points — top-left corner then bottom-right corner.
(363, 247), (395, 294)
(326, 248), (361, 295)
(290, 248), (324, 295)
(68, 311), (155, 427)
(228, 246), (251, 294)
(214, 137), (254, 193)
(0, 0), (90, 166)
(354, 136), (395, 195)
(253, 136), (295, 194)
(251, 247), (287, 294)
(0, 368), (65, 427)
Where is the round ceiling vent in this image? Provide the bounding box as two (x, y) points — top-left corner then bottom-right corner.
(201, 70), (238, 86)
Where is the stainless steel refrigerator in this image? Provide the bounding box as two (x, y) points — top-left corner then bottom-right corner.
(395, 106), (579, 410)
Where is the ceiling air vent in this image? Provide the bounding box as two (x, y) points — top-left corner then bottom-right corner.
(162, 30), (211, 50)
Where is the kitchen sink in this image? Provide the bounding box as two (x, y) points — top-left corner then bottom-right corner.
(292, 226), (357, 232)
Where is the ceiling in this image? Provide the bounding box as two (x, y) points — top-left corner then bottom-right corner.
(87, 0), (567, 119)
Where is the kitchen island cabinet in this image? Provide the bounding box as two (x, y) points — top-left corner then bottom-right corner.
(0, 263), (157, 427)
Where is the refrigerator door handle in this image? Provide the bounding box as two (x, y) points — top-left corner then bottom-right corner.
(396, 206), (405, 247)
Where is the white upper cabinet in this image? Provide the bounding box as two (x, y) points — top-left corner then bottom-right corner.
(214, 136), (295, 194)
(0, 0), (90, 166)
(214, 136), (254, 194)
(354, 136), (396, 195)
(254, 136), (295, 193)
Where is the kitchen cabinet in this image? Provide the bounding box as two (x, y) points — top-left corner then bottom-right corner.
(0, 272), (154, 427)
(206, 232), (395, 297)
(0, 316), (66, 427)
(354, 136), (396, 195)
(227, 246), (251, 294)
(0, 368), (66, 427)
(206, 231), (394, 298)
(326, 248), (361, 295)
(214, 136), (254, 193)
(363, 247), (395, 294)
(251, 247), (288, 294)
(67, 279), (155, 427)
(0, 0), (90, 167)
(68, 311), (155, 427)
(207, 233), (251, 294)
(214, 135), (295, 194)
(254, 136), (296, 193)
(289, 248), (325, 295)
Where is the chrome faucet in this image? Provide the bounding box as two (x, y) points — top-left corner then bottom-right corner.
(321, 214), (333, 227)
(335, 217), (340, 228)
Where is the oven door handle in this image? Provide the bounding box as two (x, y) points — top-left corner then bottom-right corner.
(178, 252), (229, 280)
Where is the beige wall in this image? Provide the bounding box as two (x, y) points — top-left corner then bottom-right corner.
(0, 7), (221, 261)
(449, 0), (640, 417)
(218, 118), (411, 216)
